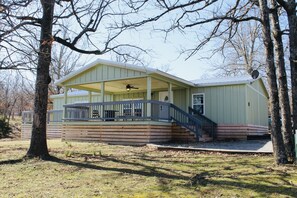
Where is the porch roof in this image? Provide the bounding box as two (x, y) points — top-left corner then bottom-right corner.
(55, 59), (195, 92)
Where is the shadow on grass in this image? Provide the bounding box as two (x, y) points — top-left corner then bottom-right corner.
(49, 156), (189, 181)
(208, 178), (297, 197)
(189, 171), (297, 197)
(0, 158), (23, 165)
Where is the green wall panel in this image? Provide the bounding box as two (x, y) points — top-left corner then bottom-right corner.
(191, 85), (247, 124)
(63, 64), (146, 86)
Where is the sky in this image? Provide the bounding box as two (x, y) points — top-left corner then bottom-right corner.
(67, 1), (226, 82)
(95, 27), (219, 82)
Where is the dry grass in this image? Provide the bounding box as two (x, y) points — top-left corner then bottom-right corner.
(0, 139), (296, 198)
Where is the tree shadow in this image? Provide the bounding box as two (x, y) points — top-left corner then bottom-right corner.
(49, 156), (189, 181)
(0, 158), (24, 165)
(188, 171), (297, 197)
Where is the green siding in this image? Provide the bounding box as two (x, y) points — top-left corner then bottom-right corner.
(246, 84), (268, 126)
(173, 89), (187, 112)
(250, 80), (268, 98)
(63, 64), (146, 86)
(191, 85), (247, 124)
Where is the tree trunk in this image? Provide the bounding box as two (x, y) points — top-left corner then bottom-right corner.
(270, 0), (295, 162)
(287, 7), (297, 164)
(258, 0), (287, 164)
(26, 0), (55, 159)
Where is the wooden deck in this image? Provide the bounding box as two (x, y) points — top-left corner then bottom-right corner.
(21, 122), (268, 144)
(62, 121), (172, 145)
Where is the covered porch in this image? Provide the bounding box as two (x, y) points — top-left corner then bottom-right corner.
(53, 60), (200, 144)
(21, 59), (215, 144)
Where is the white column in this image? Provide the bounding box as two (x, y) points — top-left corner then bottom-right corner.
(168, 83), (173, 103)
(147, 76), (152, 118)
(88, 91), (92, 103)
(88, 91), (92, 118)
(100, 82), (105, 102)
(186, 88), (190, 113)
(63, 87), (68, 119)
(100, 82), (105, 118)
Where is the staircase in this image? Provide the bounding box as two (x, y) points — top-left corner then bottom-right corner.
(169, 104), (217, 142)
(172, 123), (214, 142)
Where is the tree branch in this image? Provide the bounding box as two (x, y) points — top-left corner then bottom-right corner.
(54, 36), (103, 55)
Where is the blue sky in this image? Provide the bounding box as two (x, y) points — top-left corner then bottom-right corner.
(96, 26), (219, 81)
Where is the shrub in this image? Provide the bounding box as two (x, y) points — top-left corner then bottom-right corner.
(0, 118), (12, 138)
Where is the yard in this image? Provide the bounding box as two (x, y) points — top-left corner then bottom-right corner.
(0, 139), (296, 198)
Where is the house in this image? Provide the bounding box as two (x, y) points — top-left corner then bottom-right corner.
(21, 59), (269, 144)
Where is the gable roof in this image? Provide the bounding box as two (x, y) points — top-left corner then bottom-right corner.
(55, 58), (194, 87)
(191, 75), (258, 86)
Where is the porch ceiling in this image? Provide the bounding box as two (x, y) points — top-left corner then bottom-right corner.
(72, 77), (178, 93)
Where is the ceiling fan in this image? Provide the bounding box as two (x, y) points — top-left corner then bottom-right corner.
(126, 84), (139, 91)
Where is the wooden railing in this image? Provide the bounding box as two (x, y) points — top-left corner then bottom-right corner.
(22, 111), (34, 124)
(47, 110), (63, 123)
(188, 106), (217, 140)
(22, 110), (63, 124)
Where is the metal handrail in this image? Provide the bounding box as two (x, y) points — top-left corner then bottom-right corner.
(188, 106), (217, 139)
(170, 103), (202, 140)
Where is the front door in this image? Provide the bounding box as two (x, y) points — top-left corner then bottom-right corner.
(159, 91), (172, 120)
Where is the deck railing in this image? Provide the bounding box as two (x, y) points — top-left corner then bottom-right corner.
(63, 100), (172, 122)
(64, 100), (203, 140)
(22, 101), (207, 140)
(188, 106), (217, 140)
(170, 104), (202, 140)
(22, 110), (63, 124)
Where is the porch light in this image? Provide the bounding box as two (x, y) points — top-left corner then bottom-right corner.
(126, 84), (138, 91)
(126, 85), (131, 91)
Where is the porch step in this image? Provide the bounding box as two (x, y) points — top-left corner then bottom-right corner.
(172, 123), (213, 143)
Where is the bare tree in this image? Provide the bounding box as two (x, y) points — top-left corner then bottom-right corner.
(270, 0), (294, 162)
(0, 72), (34, 122)
(1, 0), (151, 158)
(275, 1), (297, 138)
(213, 21), (265, 76)
(126, 0), (292, 164)
(49, 40), (82, 95)
(258, 0), (287, 164)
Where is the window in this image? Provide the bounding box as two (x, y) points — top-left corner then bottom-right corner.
(123, 98), (143, 117)
(192, 93), (205, 115)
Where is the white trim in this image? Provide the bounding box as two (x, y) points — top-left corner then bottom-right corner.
(192, 93), (205, 115)
(246, 84), (267, 98)
(55, 58), (194, 87)
(191, 75), (257, 87)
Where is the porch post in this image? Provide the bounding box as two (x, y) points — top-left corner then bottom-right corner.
(100, 82), (105, 102)
(88, 91), (92, 103)
(147, 76), (152, 118)
(63, 86), (68, 119)
(88, 91), (92, 118)
(168, 83), (173, 103)
(186, 88), (190, 113)
(100, 82), (105, 118)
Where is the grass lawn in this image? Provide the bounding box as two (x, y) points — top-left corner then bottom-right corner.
(0, 139), (296, 198)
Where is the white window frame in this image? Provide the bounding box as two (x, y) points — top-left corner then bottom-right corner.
(192, 93), (205, 115)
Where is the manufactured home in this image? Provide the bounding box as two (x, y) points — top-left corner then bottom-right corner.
(22, 59), (269, 145)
